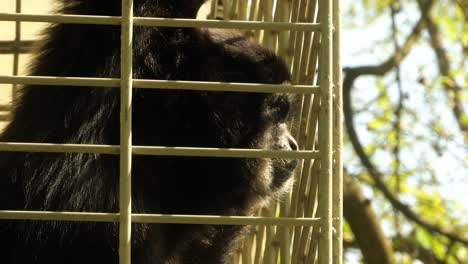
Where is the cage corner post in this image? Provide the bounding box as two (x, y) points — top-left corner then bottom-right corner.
(332, 0), (343, 263)
(119, 0), (134, 263)
(317, 0), (334, 263)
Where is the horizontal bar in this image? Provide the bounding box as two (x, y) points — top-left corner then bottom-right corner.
(0, 76), (319, 94)
(134, 17), (320, 31)
(0, 13), (320, 31)
(0, 13), (121, 25)
(0, 114), (10, 121)
(0, 211), (320, 226)
(0, 40), (34, 54)
(0, 142), (320, 159)
(0, 104), (10, 111)
(132, 214), (320, 226)
(133, 146), (319, 159)
(0, 211), (119, 222)
(0, 142), (119, 154)
(0, 75), (120, 87)
(135, 79), (319, 94)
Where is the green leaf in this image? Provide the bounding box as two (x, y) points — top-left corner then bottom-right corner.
(460, 115), (468, 127)
(368, 118), (386, 130)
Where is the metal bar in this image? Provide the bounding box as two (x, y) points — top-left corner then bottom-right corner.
(0, 142), (119, 154)
(0, 211), (119, 222)
(0, 75), (319, 94)
(132, 214), (319, 226)
(332, 0), (343, 262)
(0, 104), (11, 111)
(209, 0), (218, 19)
(0, 40), (34, 54)
(133, 17), (320, 32)
(0, 142), (319, 159)
(0, 75), (120, 87)
(318, 0), (334, 262)
(13, 0), (21, 101)
(132, 146), (320, 159)
(0, 114), (10, 121)
(133, 79), (319, 94)
(0, 13), (122, 25)
(119, 0), (133, 263)
(0, 211), (320, 226)
(0, 13), (321, 31)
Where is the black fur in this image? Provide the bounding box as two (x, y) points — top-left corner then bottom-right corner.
(0, 0), (298, 263)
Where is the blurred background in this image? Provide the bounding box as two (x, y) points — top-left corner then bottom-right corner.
(0, 0), (467, 263)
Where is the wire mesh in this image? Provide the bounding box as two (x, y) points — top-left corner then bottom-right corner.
(0, 0), (342, 263)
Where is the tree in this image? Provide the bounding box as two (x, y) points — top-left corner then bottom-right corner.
(342, 0), (468, 262)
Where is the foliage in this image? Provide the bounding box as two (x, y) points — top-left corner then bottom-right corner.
(343, 0), (468, 263)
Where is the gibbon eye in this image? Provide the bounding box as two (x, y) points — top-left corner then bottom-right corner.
(265, 94), (291, 123)
(276, 97), (290, 121)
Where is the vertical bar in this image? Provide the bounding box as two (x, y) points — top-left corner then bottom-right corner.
(238, 0), (247, 21)
(332, 0), (343, 263)
(13, 0), (22, 101)
(318, 0), (333, 262)
(279, 199), (291, 264)
(209, 0), (218, 19)
(119, 0), (133, 263)
(262, 0), (274, 49)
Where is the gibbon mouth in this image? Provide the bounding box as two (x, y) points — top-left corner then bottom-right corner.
(284, 158), (299, 171)
(270, 158), (298, 187)
(274, 157), (298, 172)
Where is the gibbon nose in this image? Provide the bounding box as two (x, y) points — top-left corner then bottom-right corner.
(285, 134), (299, 171)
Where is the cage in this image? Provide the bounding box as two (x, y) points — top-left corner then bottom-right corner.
(0, 0), (342, 263)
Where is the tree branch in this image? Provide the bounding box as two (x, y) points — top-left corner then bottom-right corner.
(343, 0), (468, 245)
(343, 235), (446, 264)
(417, 0), (468, 138)
(343, 3), (427, 77)
(343, 173), (395, 264)
(390, 1), (404, 237)
(454, 0), (468, 20)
